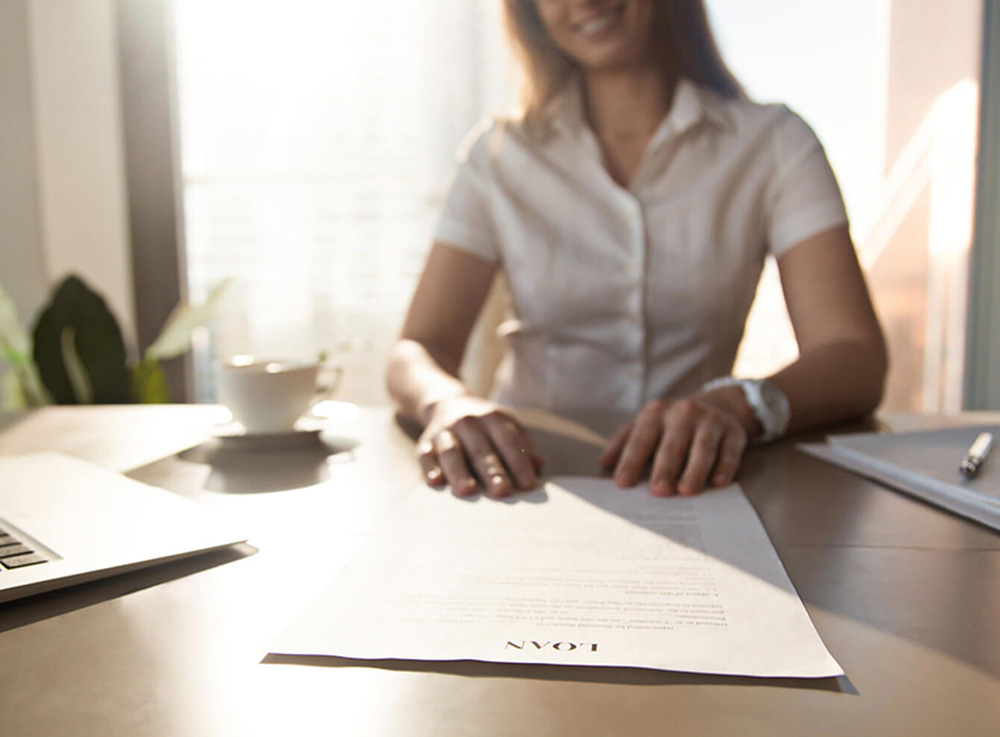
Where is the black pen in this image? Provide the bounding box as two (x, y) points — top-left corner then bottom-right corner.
(959, 431), (993, 479)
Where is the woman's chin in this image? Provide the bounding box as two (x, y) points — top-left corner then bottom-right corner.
(575, 51), (651, 76)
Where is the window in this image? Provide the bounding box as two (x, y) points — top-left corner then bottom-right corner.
(175, 0), (512, 403)
(714, 0), (983, 412)
(176, 0), (983, 412)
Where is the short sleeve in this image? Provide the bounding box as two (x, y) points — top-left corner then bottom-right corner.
(433, 120), (501, 264)
(766, 108), (849, 257)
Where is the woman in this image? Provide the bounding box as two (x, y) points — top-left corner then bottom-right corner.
(386, 0), (887, 499)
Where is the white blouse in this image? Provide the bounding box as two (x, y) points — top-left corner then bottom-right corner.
(434, 79), (848, 414)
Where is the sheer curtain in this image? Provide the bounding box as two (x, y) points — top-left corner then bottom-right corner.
(174, 0), (512, 403)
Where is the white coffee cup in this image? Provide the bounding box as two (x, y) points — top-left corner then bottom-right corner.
(215, 356), (341, 434)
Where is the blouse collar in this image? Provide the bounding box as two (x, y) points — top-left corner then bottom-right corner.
(549, 76), (732, 143)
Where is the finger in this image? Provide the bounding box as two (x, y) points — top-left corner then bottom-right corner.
(649, 401), (701, 496)
(433, 429), (477, 497)
(677, 418), (725, 496)
(711, 423), (747, 487)
(599, 422), (633, 469)
(506, 416), (545, 471)
(530, 450), (546, 471)
(614, 403), (665, 487)
(416, 439), (444, 486)
(499, 413), (545, 472)
(482, 413), (540, 490)
(453, 418), (514, 498)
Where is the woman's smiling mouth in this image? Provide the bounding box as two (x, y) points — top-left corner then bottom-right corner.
(573, 3), (627, 39)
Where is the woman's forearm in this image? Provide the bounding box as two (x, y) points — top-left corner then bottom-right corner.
(388, 243), (498, 427)
(386, 339), (475, 426)
(769, 337), (888, 433)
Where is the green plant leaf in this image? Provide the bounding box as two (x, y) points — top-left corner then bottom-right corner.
(60, 325), (95, 404)
(0, 278), (50, 407)
(32, 275), (131, 404)
(0, 278), (31, 355)
(145, 279), (232, 361)
(0, 369), (25, 411)
(131, 358), (171, 403)
(0, 356), (50, 407)
(15, 361), (49, 406)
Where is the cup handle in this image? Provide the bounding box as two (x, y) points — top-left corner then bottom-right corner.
(313, 361), (343, 404)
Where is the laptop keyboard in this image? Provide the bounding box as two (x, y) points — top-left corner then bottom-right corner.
(0, 526), (51, 570)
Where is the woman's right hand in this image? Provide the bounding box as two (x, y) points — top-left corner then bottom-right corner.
(417, 396), (544, 498)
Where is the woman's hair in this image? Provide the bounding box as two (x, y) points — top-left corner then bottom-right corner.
(501, 0), (745, 132)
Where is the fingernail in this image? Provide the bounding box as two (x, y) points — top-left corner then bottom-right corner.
(489, 475), (513, 496)
(427, 469), (441, 483)
(713, 473), (728, 486)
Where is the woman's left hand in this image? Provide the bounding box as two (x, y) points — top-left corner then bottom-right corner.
(599, 394), (750, 496)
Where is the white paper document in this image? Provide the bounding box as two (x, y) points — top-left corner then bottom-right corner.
(270, 478), (842, 678)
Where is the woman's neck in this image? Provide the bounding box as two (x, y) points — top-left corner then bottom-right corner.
(582, 66), (677, 141)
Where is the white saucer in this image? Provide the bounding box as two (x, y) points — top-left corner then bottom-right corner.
(210, 402), (360, 448)
(309, 400), (361, 424)
(211, 417), (326, 443)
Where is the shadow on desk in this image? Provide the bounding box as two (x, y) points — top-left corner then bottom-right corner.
(0, 543), (256, 634)
(177, 434), (359, 494)
(262, 653), (856, 693)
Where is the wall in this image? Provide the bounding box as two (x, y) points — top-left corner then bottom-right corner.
(0, 0), (135, 348)
(966, 0), (1000, 409)
(0, 0), (48, 323)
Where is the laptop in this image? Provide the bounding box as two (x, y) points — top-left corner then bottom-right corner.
(0, 452), (248, 604)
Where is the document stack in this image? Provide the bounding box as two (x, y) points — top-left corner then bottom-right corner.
(800, 425), (1000, 532)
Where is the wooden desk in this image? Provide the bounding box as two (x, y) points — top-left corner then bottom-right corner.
(1, 405), (998, 736)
